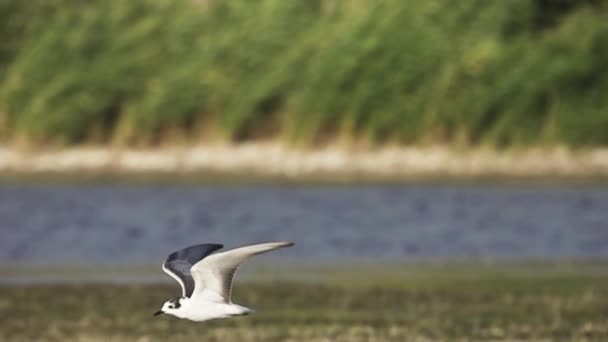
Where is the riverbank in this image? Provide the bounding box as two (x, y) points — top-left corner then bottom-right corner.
(1, 144), (608, 180)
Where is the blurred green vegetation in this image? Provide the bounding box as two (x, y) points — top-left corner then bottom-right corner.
(0, 0), (607, 147)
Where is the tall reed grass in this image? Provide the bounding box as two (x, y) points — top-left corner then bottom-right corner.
(1, 0), (607, 147)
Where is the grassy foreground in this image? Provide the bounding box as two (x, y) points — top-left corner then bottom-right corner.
(1, 265), (608, 341)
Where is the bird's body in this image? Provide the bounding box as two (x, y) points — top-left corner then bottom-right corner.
(164, 297), (252, 321)
(155, 241), (293, 322)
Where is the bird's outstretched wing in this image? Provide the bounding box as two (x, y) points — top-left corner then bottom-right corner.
(162, 243), (224, 297)
(190, 242), (294, 303)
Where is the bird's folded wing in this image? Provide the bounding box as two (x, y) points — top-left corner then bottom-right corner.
(190, 242), (294, 303)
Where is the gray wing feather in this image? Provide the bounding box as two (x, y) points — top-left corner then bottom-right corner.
(223, 266), (239, 300)
(162, 243), (223, 297)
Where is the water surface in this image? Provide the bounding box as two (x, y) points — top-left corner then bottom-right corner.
(1, 182), (607, 268)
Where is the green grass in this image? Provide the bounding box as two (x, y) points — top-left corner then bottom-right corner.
(1, 0), (608, 147)
(1, 265), (608, 341)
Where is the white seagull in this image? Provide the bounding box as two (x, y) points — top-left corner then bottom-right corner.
(154, 241), (294, 322)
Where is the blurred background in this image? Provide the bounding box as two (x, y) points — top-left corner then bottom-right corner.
(1, 0), (608, 340)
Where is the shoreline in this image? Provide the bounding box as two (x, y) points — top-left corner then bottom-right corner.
(1, 144), (608, 180)
(2, 260), (606, 285)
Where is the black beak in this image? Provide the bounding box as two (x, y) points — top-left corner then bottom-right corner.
(153, 310), (164, 316)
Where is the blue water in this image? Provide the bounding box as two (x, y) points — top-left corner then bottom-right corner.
(1, 182), (607, 266)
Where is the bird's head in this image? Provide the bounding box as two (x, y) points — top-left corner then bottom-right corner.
(154, 298), (183, 317)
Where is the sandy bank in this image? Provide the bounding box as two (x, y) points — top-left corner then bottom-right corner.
(1, 144), (608, 178)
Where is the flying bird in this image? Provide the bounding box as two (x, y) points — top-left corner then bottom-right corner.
(154, 241), (294, 321)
